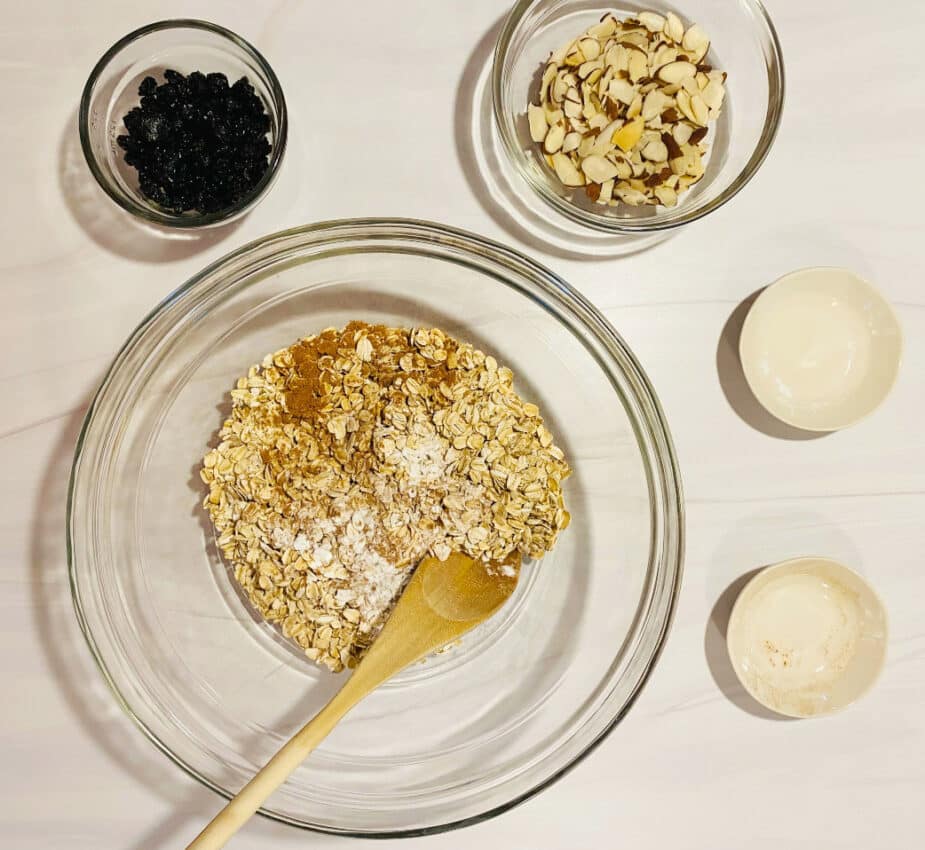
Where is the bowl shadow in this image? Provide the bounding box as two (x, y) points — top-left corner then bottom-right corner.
(59, 107), (243, 263)
(716, 289), (831, 441)
(704, 568), (796, 721)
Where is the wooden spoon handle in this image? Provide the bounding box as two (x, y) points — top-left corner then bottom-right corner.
(185, 682), (363, 850)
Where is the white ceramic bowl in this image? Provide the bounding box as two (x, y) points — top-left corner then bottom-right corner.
(739, 267), (902, 432)
(727, 557), (888, 718)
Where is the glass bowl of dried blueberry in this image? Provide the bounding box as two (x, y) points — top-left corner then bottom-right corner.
(79, 19), (287, 228)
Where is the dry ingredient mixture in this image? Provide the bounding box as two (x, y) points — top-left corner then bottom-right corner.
(527, 10), (726, 208)
(200, 323), (571, 671)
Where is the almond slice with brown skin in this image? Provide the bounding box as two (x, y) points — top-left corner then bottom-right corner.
(681, 24), (710, 62)
(654, 185), (678, 207)
(581, 154), (620, 183)
(690, 93), (709, 126)
(544, 123), (566, 153)
(638, 11), (666, 33)
(579, 38), (601, 60)
(588, 17), (617, 40)
(616, 185), (648, 205)
(702, 79), (725, 110)
(627, 50), (648, 83)
(658, 61), (697, 85)
(551, 152), (584, 185)
(562, 131), (581, 153)
(664, 12), (684, 43)
(608, 78), (637, 105)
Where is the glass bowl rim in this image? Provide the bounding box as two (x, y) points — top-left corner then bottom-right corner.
(490, 0), (786, 234)
(67, 217), (685, 836)
(78, 17), (289, 229)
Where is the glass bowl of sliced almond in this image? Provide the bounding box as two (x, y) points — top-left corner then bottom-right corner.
(492, 1), (784, 233)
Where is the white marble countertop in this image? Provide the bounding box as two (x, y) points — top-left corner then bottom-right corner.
(2, 1), (923, 847)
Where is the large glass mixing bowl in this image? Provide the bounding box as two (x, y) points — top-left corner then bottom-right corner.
(68, 219), (683, 835)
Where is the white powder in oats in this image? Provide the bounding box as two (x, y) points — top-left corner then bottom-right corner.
(397, 433), (448, 485)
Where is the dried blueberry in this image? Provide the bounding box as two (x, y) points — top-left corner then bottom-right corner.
(116, 68), (273, 215)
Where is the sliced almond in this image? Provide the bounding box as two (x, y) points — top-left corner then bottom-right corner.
(550, 40), (576, 66)
(528, 104), (548, 143)
(540, 64), (557, 102)
(599, 177), (615, 203)
(641, 89), (668, 121)
(610, 155), (633, 179)
(544, 123), (566, 153)
(661, 107), (680, 123)
(608, 78), (637, 105)
(579, 38), (602, 61)
(638, 11), (666, 33)
(578, 57), (604, 79)
(627, 50), (648, 83)
(578, 134), (598, 158)
(689, 126), (709, 145)
(564, 99), (583, 119)
(682, 24), (710, 58)
(642, 139), (669, 162)
(587, 17), (617, 40)
(664, 12), (684, 43)
(651, 44), (678, 71)
(690, 93), (709, 125)
(675, 89), (696, 123)
(661, 131), (682, 159)
(669, 153), (690, 176)
(562, 131), (581, 153)
(657, 61), (697, 85)
(581, 154), (619, 183)
(673, 121), (694, 145)
(611, 116), (645, 151)
(551, 152), (584, 185)
(586, 67), (604, 86)
(653, 185), (678, 207)
(544, 104), (564, 124)
(589, 113), (608, 130)
(626, 93), (643, 119)
(551, 74), (568, 103)
(563, 49), (586, 67)
(702, 79), (725, 110)
(681, 75), (701, 96)
(618, 32), (649, 50)
(605, 44), (630, 73)
(615, 186), (648, 205)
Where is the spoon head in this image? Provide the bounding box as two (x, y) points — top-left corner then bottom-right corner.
(351, 551), (521, 687)
(419, 551), (519, 623)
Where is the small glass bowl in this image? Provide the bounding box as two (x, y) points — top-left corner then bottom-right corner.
(79, 19), (288, 228)
(492, 0), (785, 234)
(68, 219), (684, 836)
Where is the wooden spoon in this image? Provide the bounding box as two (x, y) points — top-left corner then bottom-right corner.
(186, 551), (518, 849)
